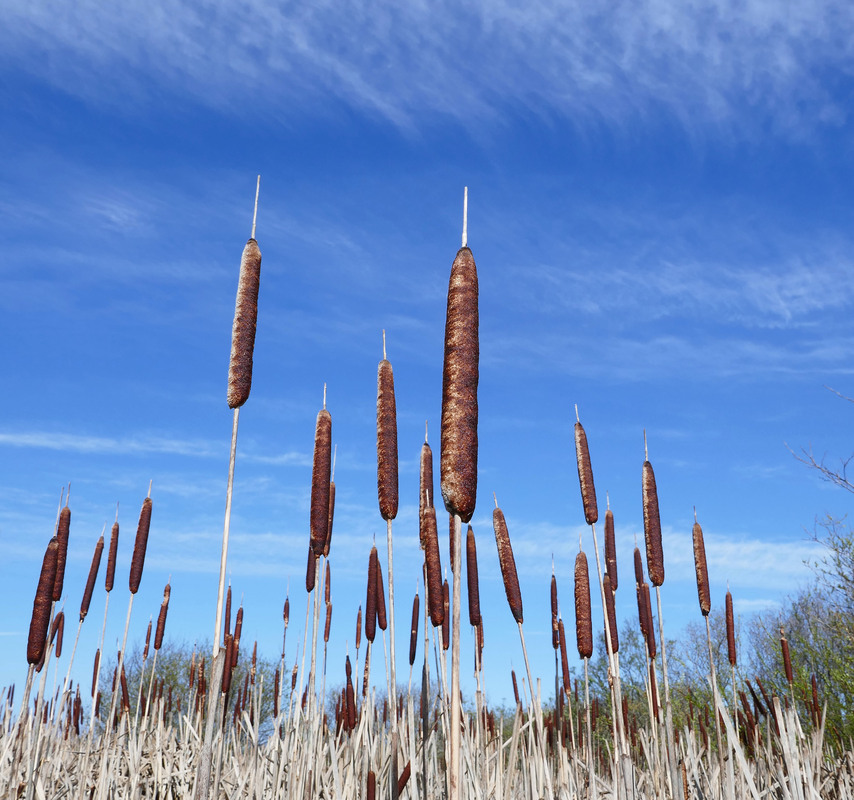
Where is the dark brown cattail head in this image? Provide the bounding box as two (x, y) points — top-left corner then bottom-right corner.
(80, 534), (104, 621)
(375, 556), (387, 632)
(511, 669), (520, 707)
(642, 460), (664, 586)
(324, 602), (332, 643)
(305, 545), (317, 593)
(324, 480), (335, 558)
(355, 605), (362, 652)
(493, 507), (523, 624)
(283, 595), (290, 626)
(441, 579), (450, 651)
(423, 507), (444, 627)
(291, 663), (298, 691)
(419, 439), (434, 549)
(120, 663), (130, 712)
(91, 648), (100, 698)
(603, 574), (618, 654)
(366, 547), (378, 643)
(466, 525), (481, 627)
(325, 560), (331, 605)
(559, 618), (570, 693)
(227, 237), (262, 409)
(221, 634), (234, 694)
(551, 573), (559, 650)
(409, 592), (420, 666)
(377, 356), (399, 521)
(106, 521), (119, 593)
(692, 520), (711, 616)
(309, 408), (332, 556)
(53, 504), (71, 602)
(154, 582), (170, 650)
(633, 546), (643, 586)
(143, 619), (152, 660)
(440, 246), (479, 524)
(367, 770), (376, 800)
(50, 611), (65, 658)
(574, 422), (598, 525)
(273, 667), (280, 718)
(225, 585), (232, 639)
(574, 551), (593, 660)
(129, 496), (152, 595)
(604, 510), (617, 591)
(642, 582), (656, 659)
(27, 537), (58, 664)
(726, 590), (736, 667)
(780, 629), (793, 685)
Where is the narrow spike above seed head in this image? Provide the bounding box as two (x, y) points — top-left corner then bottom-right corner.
(466, 525), (481, 627)
(309, 408), (332, 556)
(53, 504), (71, 602)
(80, 534), (104, 621)
(28, 537), (58, 664)
(574, 422), (598, 525)
(692, 520), (711, 616)
(493, 507), (523, 624)
(604, 509), (618, 591)
(366, 547), (378, 643)
(129, 496), (152, 595)
(440, 246), (479, 523)
(726, 590), (736, 666)
(227, 237), (262, 409)
(423, 507), (444, 627)
(574, 551), (593, 660)
(376, 356), (399, 521)
(106, 521), (119, 593)
(642, 460), (664, 586)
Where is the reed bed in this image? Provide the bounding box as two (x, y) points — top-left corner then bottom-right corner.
(3, 183), (852, 800)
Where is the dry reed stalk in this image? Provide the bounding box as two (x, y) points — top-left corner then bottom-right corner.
(466, 525), (481, 627)
(604, 508), (617, 591)
(52, 504), (71, 602)
(310, 405), (332, 556)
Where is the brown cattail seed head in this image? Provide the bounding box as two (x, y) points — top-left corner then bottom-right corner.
(325, 560), (331, 605)
(50, 611), (65, 658)
(80, 534), (104, 621)
(633, 546), (643, 586)
(559, 619), (570, 693)
(419, 441), (434, 548)
(355, 605), (362, 652)
(28, 537), (58, 664)
(129, 496), (152, 594)
(551, 573), (559, 650)
(324, 602), (332, 643)
(324, 481), (335, 557)
(726, 590), (736, 667)
(642, 460), (664, 586)
(493, 507), (523, 624)
(511, 669), (520, 707)
(91, 648), (100, 698)
(366, 547), (378, 643)
(367, 770), (376, 800)
(225, 585), (232, 639)
(143, 619), (152, 660)
(692, 521), (711, 616)
(574, 423), (598, 525)
(227, 237), (262, 408)
(409, 592), (420, 666)
(309, 408), (332, 556)
(441, 579), (450, 651)
(603, 573), (618, 654)
(120, 663), (130, 711)
(305, 545), (316, 593)
(466, 525), (481, 627)
(221, 634), (234, 694)
(604, 510), (618, 591)
(375, 556), (388, 632)
(642, 582), (656, 659)
(283, 596), (290, 626)
(106, 521), (119, 593)
(440, 246), (479, 523)
(377, 358), (399, 521)
(574, 551), (593, 660)
(53, 505), (71, 602)
(780, 629), (794, 684)
(423, 507), (444, 627)
(154, 582), (170, 650)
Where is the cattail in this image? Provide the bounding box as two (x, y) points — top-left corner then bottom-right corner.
(419, 439), (434, 548)
(106, 521), (119, 593)
(649, 663), (659, 720)
(493, 507), (522, 623)
(551, 573), (559, 650)
(91, 649), (100, 697)
(692, 519), (711, 615)
(120, 663), (130, 712)
(642, 582), (656, 659)
(559, 619), (570, 693)
(225, 585), (232, 639)
(324, 480), (336, 557)
(375, 555), (388, 632)
(367, 770), (376, 800)
(811, 674), (820, 724)
(324, 603), (332, 643)
(221, 634), (234, 694)
(448, 513), (456, 572)
(511, 669), (520, 707)
(155, 582), (170, 650)
(325, 561), (331, 606)
(440, 245), (479, 523)
(273, 667), (280, 717)
(129, 496), (152, 594)
(305, 545), (316, 593)
(50, 611), (65, 658)
(27, 537), (58, 664)
(409, 592), (420, 666)
(574, 422), (598, 525)
(603, 573), (618, 653)
(423, 507), (444, 626)
(604, 509), (617, 590)
(143, 619), (152, 660)
(574, 551), (593, 659)
(291, 664), (298, 692)
(441, 579), (450, 651)
(642, 458), (664, 586)
(346, 664), (356, 729)
(476, 620), (484, 665)
(633, 546), (643, 586)
(366, 547), (378, 643)
(283, 595), (290, 626)
(377, 354), (399, 521)
(780, 629), (794, 685)
(227, 237), (262, 408)
(52, 504), (71, 602)
(309, 408), (332, 556)
(726, 590), (736, 666)
(80, 534), (104, 621)
(355, 606), (362, 652)
(636, 584), (648, 641)
(397, 762), (411, 794)
(466, 525), (481, 627)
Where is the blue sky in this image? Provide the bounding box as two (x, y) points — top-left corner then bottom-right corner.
(1, 0), (853, 708)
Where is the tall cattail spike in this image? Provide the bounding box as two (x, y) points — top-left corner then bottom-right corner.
(574, 404), (579, 423)
(382, 329), (386, 360)
(462, 186), (468, 248)
(643, 429), (648, 461)
(425, 420), (428, 443)
(323, 383), (327, 410)
(251, 175), (260, 240)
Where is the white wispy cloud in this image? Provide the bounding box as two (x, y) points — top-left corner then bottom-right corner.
(2, 0), (851, 137)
